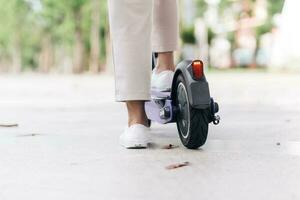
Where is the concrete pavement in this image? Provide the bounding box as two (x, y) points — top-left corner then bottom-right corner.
(0, 72), (300, 200)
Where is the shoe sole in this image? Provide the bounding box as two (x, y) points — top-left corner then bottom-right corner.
(120, 140), (149, 149)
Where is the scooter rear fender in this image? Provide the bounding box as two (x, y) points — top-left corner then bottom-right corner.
(171, 60), (211, 109)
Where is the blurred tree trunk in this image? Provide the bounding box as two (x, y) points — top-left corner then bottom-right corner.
(39, 34), (54, 73)
(89, 0), (101, 73)
(73, 10), (85, 73)
(11, 33), (22, 73)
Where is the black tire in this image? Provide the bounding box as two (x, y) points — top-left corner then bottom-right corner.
(174, 74), (210, 149)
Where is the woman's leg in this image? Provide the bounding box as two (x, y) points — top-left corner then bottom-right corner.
(152, 0), (179, 73)
(108, 0), (153, 127)
(126, 101), (148, 127)
(108, 0), (179, 128)
(156, 52), (176, 73)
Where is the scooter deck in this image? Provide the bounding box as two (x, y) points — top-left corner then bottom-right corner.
(145, 89), (174, 124)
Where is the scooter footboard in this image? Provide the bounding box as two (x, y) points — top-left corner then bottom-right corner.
(145, 99), (174, 124)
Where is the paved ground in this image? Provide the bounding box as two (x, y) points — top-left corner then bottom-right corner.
(0, 72), (300, 200)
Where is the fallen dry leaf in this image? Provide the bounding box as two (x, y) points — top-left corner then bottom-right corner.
(166, 162), (189, 170)
(162, 144), (179, 149)
(0, 123), (18, 128)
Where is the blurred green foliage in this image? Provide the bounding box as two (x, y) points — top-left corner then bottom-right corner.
(181, 26), (196, 44)
(0, 0), (285, 72)
(0, 0), (108, 72)
(268, 0), (285, 15)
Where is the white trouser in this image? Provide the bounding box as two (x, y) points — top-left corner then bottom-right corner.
(108, 0), (179, 101)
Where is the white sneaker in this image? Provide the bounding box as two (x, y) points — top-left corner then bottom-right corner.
(151, 68), (174, 91)
(119, 124), (151, 149)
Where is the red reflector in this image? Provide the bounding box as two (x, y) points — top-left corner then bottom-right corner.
(192, 60), (204, 79)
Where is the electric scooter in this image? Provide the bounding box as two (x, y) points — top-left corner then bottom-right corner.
(145, 54), (220, 149)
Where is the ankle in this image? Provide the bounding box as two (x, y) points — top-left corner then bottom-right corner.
(156, 52), (175, 73)
(126, 101), (149, 127)
(128, 117), (148, 127)
(155, 65), (175, 74)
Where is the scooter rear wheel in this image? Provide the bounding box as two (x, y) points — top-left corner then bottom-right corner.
(175, 74), (209, 149)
